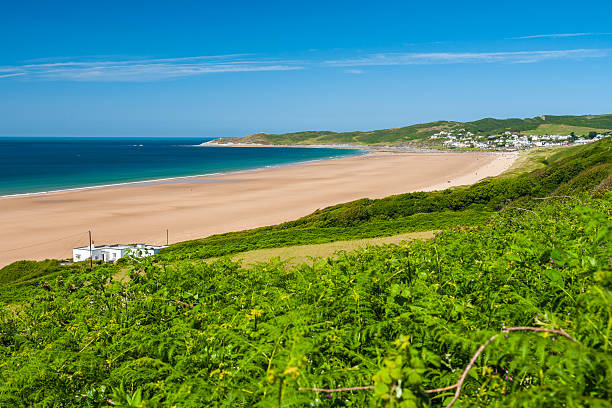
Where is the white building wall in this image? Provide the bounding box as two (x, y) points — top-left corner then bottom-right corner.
(72, 244), (167, 262)
(73, 247), (101, 262)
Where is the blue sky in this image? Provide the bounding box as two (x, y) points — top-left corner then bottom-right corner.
(1, 0), (611, 137)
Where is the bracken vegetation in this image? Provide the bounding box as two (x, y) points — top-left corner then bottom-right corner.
(0, 139), (610, 407)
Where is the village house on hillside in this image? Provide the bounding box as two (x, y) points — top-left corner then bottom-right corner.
(431, 130), (609, 150)
(73, 243), (167, 262)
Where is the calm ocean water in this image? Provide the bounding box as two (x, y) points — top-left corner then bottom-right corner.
(0, 137), (363, 196)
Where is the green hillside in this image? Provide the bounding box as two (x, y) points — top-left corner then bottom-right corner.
(0, 140), (610, 407)
(163, 138), (611, 261)
(209, 114), (612, 146)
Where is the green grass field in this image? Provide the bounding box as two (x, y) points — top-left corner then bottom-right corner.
(230, 230), (437, 266)
(503, 146), (566, 175)
(525, 123), (610, 136)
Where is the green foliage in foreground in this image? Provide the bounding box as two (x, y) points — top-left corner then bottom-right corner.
(0, 259), (109, 305)
(0, 259), (62, 285)
(0, 260), (79, 304)
(0, 195), (610, 407)
(211, 114), (612, 146)
(162, 138), (612, 261)
(0, 138), (610, 407)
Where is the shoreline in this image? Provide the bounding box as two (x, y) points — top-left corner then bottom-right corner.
(0, 149), (367, 199)
(0, 143), (502, 199)
(200, 141), (449, 153)
(199, 140), (522, 154)
(0, 150), (517, 267)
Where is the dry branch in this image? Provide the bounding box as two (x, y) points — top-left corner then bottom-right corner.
(298, 326), (578, 408)
(508, 207), (541, 218)
(438, 326), (577, 408)
(533, 195), (587, 205)
(298, 385), (374, 393)
(175, 300), (194, 308)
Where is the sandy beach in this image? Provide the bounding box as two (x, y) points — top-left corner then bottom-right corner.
(0, 151), (516, 267)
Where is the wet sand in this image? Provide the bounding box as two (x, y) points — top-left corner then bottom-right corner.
(0, 151), (516, 266)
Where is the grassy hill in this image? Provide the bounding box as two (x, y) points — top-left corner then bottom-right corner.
(209, 114), (612, 146)
(0, 139), (610, 407)
(162, 138), (611, 261)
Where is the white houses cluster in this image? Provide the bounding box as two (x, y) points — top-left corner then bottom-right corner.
(72, 243), (167, 263)
(429, 129), (609, 150)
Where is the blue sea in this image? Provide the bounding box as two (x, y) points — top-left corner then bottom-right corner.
(0, 137), (363, 196)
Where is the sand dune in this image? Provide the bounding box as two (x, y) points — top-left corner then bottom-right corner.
(0, 151), (516, 267)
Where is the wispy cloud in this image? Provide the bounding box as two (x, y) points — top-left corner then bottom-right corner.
(1, 48), (609, 82)
(324, 49), (608, 66)
(0, 55), (304, 82)
(510, 32), (612, 40)
(0, 72), (26, 78)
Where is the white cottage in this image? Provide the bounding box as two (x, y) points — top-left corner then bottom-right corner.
(72, 243), (167, 262)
